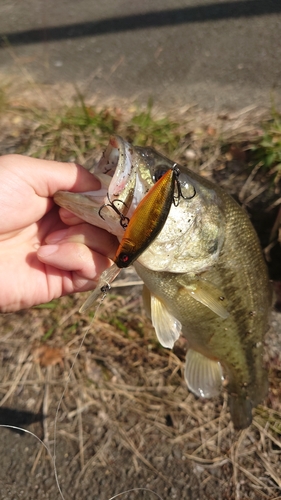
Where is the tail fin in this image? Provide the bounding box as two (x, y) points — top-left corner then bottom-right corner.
(229, 395), (253, 430)
(228, 369), (268, 430)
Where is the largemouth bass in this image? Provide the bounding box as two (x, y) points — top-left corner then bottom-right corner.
(54, 136), (271, 430)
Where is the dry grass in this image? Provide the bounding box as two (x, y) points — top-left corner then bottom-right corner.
(0, 81), (281, 499)
(0, 285), (281, 499)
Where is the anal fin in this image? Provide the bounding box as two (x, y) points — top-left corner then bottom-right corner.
(184, 349), (224, 398)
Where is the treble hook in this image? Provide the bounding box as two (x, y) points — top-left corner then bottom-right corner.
(172, 163), (196, 207)
(98, 194), (130, 229)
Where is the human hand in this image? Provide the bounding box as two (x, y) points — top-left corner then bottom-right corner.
(0, 155), (118, 312)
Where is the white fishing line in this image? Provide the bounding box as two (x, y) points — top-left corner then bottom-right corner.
(0, 424), (164, 500)
(0, 424), (65, 498)
(108, 488), (164, 500)
(1, 292), (106, 500)
(52, 292), (107, 499)
(53, 289), (164, 500)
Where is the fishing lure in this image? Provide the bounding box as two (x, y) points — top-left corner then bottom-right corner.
(80, 165), (196, 312)
(80, 167), (179, 312)
(114, 167), (179, 267)
(98, 195), (130, 229)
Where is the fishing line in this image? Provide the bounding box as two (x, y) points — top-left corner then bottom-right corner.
(52, 173), (177, 496)
(0, 424), (66, 499)
(108, 487), (164, 499)
(0, 290), (110, 499)
(52, 290), (108, 499)
(0, 425), (164, 500)
(3, 175), (180, 497)
(52, 288), (164, 500)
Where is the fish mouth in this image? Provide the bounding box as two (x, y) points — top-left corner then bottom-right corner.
(94, 136), (134, 199)
(54, 136), (135, 236)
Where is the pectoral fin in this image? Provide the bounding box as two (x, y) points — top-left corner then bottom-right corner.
(184, 349), (224, 398)
(150, 295), (182, 349)
(178, 277), (229, 319)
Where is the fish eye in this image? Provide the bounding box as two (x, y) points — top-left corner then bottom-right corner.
(177, 173), (196, 199)
(152, 165), (169, 183)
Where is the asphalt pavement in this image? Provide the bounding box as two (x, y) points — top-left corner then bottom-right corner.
(1, 0), (281, 110)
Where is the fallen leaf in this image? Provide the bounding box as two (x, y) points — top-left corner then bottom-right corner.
(32, 345), (64, 367)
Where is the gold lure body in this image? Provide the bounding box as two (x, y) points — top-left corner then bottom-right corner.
(114, 168), (176, 268)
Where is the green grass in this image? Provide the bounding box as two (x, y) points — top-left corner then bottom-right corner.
(1, 84), (281, 175)
(250, 110), (281, 183)
(33, 299), (60, 309)
(125, 99), (181, 153)
(255, 407), (281, 436)
(0, 90), (185, 162)
(41, 326), (56, 342)
(25, 102), (120, 161)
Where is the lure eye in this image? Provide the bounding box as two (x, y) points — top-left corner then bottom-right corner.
(118, 253), (130, 265)
(153, 166), (169, 183)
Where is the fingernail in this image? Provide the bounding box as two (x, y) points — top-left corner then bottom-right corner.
(46, 229), (68, 243)
(60, 208), (77, 218)
(38, 245), (59, 257)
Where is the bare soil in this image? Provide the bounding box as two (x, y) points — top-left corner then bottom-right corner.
(0, 92), (281, 500)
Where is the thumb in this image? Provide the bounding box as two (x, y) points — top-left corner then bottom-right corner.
(11, 155), (100, 197)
